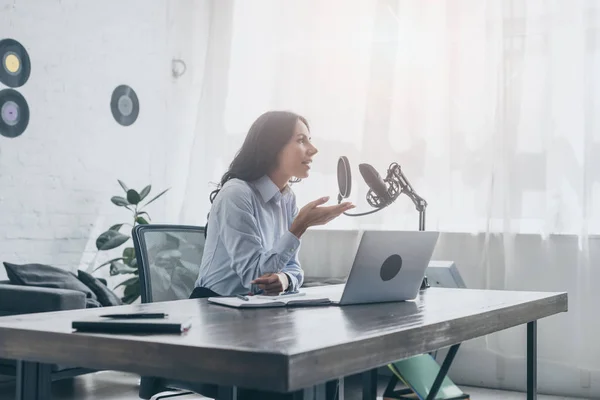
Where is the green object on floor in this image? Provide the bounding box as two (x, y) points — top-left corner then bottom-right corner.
(387, 354), (467, 400)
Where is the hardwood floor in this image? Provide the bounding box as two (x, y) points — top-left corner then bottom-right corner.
(0, 370), (586, 400)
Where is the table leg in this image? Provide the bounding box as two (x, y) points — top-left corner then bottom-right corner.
(527, 321), (537, 400)
(16, 361), (52, 400)
(218, 385), (237, 400)
(225, 380), (340, 400)
(330, 377), (343, 400)
(362, 368), (378, 400)
(292, 382), (338, 400)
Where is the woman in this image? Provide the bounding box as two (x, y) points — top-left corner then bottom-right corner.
(191, 111), (355, 298)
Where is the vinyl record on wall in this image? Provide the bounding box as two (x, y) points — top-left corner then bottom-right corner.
(0, 88), (29, 138)
(0, 38), (31, 88)
(110, 85), (139, 126)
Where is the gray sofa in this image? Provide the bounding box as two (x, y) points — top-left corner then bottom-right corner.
(0, 280), (97, 381)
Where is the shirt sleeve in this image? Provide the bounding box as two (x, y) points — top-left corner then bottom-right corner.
(215, 185), (301, 290)
(281, 199), (304, 291)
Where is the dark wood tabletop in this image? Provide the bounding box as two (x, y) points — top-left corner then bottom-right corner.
(0, 285), (567, 392)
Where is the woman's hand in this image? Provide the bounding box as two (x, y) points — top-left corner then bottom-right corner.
(252, 273), (289, 295)
(290, 196), (355, 238)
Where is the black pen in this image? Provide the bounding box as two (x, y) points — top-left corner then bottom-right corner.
(100, 313), (168, 319)
(236, 294), (249, 301)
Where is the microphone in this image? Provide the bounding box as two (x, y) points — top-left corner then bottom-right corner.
(336, 156), (427, 217)
(336, 156), (392, 217)
(359, 163), (391, 207)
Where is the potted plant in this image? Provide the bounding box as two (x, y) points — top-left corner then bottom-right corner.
(93, 180), (169, 304)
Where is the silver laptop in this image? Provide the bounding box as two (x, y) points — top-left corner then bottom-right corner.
(328, 230), (440, 305)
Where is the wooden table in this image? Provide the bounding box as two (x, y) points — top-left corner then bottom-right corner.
(0, 285), (567, 400)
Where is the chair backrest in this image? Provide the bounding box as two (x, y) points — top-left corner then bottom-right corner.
(132, 224), (205, 303)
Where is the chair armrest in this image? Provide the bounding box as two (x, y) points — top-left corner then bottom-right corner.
(0, 284), (86, 315)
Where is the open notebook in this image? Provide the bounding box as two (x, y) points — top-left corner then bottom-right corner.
(208, 292), (332, 308)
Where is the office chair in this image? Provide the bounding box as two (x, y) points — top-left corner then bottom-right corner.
(132, 224), (220, 400)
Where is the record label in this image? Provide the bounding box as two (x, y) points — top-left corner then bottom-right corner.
(0, 39), (31, 88)
(0, 88), (29, 138)
(1, 101), (19, 125)
(110, 85), (139, 126)
(4, 53), (20, 74)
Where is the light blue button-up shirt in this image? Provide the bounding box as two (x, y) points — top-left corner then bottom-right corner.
(194, 175), (304, 296)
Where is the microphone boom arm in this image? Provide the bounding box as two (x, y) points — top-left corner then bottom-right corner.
(386, 162), (427, 231)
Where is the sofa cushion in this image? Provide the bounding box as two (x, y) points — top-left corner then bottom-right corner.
(0, 283), (86, 315)
(3, 262), (97, 301)
(77, 270), (123, 307)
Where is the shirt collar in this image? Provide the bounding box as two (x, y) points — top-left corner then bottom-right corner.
(252, 175), (291, 203)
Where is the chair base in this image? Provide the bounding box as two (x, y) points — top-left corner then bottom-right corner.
(140, 376), (219, 400)
(150, 390), (197, 400)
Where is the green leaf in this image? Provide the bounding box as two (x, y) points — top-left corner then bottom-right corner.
(117, 180), (129, 193)
(124, 279), (140, 295)
(122, 293), (140, 304)
(109, 261), (137, 276)
(122, 281), (140, 304)
(136, 211), (151, 221)
(109, 224), (124, 231)
(126, 189), (141, 205)
(139, 185), (151, 201)
(93, 257), (125, 272)
(114, 276), (138, 290)
(142, 188), (170, 207)
(136, 216), (149, 225)
(96, 230), (130, 251)
(111, 196), (130, 207)
(122, 247), (135, 260)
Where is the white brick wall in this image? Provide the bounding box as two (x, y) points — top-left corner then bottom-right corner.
(0, 0), (200, 281)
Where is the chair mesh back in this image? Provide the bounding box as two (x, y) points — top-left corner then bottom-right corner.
(135, 226), (205, 303)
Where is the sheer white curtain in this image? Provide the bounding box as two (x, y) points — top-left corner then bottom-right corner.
(181, 0), (600, 234)
(177, 0), (600, 396)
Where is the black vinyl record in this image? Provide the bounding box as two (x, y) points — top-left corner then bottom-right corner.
(0, 38), (31, 88)
(110, 85), (139, 126)
(0, 88), (29, 138)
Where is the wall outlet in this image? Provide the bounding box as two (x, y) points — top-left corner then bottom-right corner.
(495, 356), (506, 382)
(580, 369), (591, 389)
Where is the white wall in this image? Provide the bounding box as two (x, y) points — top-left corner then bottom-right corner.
(0, 0), (208, 283)
(299, 229), (600, 399)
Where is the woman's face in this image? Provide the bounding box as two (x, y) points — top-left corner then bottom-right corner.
(276, 119), (318, 180)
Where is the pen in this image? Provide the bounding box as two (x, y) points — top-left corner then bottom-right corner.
(251, 283), (263, 295)
(236, 294), (249, 301)
(100, 313), (167, 319)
